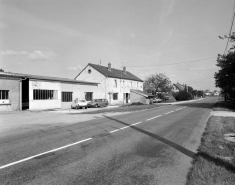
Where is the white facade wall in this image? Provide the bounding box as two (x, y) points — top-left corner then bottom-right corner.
(61, 83), (79, 109)
(29, 80), (61, 110)
(78, 84), (100, 99)
(76, 65), (143, 104)
(75, 65), (108, 99)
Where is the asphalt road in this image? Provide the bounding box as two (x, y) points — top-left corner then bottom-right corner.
(0, 97), (218, 185)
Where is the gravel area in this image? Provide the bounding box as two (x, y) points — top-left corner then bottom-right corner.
(0, 110), (128, 136)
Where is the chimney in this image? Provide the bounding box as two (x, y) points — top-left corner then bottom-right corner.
(123, 66), (126, 74)
(108, 62), (111, 71)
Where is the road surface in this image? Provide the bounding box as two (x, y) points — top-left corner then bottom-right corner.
(0, 97), (217, 185)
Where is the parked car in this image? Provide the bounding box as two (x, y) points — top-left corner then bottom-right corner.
(152, 97), (162, 103)
(71, 98), (88, 109)
(164, 95), (170, 100)
(87, 99), (108, 108)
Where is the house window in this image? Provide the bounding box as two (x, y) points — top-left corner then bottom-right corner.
(85, 92), (93, 101)
(62, 92), (73, 102)
(123, 80), (125, 87)
(88, 69), (91, 74)
(33, 89), (58, 100)
(131, 81), (132, 87)
(115, 79), (117, 87)
(113, 93), (118, 100)
(0, 90), (9, 104)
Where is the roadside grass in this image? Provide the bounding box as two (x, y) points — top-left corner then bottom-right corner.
(79, 103), (170, 114)
(187, 101), (235, 185)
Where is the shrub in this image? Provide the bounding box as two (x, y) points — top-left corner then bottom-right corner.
(131, 102), (144, 105)
(175, 91), (193, 101)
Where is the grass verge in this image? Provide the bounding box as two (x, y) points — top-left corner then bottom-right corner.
(187, 101), (235, 185)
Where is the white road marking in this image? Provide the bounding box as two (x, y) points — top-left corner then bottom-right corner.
(120, 126), (129, 130)
(165, 111), (174, 115)
(146, 115), (162, 121)
(175, 106), (187, 111)
(130, 122), (142, 126)
(176, 108), (182, 111)
(109, 122), (142, 133)
(0, 138), (92, 170)
(109, 129), (120, 133)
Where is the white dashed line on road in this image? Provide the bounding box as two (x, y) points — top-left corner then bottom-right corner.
(175, 108), (182, 111)
(147, 115), (162, 121)
(1, 105), (189, 170)
(130, 122), (142, 126)
(109, 129), (120, 133)
(165, 111), (174, 115)
(109, 122), (142, 133)
(0, 138), (92, 170)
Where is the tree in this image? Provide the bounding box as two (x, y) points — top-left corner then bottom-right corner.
(197, 90), (204, 97)
(192, 90), (198, 96)
(144, 73), (172, 95)
(215, 32), (235, 101)
(0, 68), (4, 72)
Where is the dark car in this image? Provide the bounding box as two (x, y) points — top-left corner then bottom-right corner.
(87, 99), (108, 108)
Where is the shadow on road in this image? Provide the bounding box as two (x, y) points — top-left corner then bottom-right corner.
(103, 115), (196, 159)
(174, 98), (217, 110)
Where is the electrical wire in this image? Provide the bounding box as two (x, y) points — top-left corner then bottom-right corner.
(223, 0), (235, 55)
(126, 57), (216, 67)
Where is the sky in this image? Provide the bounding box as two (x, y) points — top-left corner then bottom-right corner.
(0, 0), (234, 91)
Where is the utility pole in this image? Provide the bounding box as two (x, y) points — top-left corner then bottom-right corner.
(121, 60), (124, 105)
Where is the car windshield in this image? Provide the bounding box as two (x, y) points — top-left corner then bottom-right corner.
(79, 100), (86, 102)
(94, 99), (99, 102)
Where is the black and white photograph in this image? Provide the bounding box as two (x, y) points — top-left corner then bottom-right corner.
(0, 0), (235, 184)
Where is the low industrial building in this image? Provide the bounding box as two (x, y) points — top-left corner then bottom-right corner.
(0, 72), (98, 111)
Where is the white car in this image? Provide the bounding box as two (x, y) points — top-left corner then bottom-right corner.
(152, 98), (162, 103)
(71, 98), (88, 109)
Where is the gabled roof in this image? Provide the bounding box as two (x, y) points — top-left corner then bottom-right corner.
(0, 72), (98, 85)
(130, 89), (154, 98)
(173, 83), (185, 91)
(75, 63), (143, 82)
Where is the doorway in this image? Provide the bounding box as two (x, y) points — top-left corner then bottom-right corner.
(22, 79), (29, 110)
(124, 93), (129, 103)
(85, 92), (93, 101)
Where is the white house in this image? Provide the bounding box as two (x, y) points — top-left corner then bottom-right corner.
(75, 63), (144, 105)
(214, 91), (220, 96)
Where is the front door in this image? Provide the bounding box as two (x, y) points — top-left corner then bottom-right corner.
(123, 93), (129, 104)
(22, 79), (29, 110)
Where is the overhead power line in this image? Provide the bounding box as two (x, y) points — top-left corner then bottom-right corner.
(183, 77), (213, 85)
(224, 0), (235, 55)
(126, 57), (217, 67)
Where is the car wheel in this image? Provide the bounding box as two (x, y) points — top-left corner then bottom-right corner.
(85, 106), (87, 109)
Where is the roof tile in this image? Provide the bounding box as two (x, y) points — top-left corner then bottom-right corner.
(89, 63), (143, 82)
